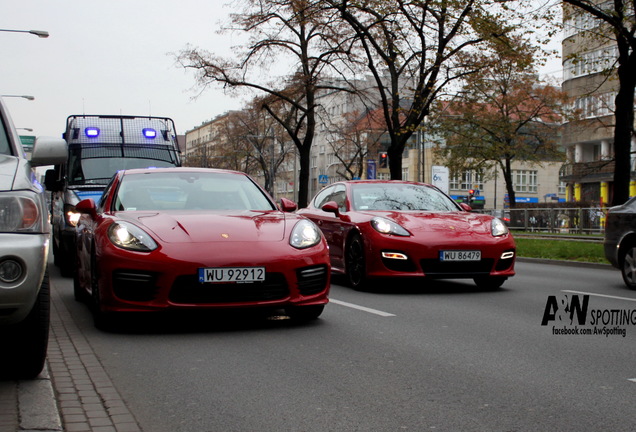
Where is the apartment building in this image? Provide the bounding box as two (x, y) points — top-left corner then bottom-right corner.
(560, 1), (635, 206)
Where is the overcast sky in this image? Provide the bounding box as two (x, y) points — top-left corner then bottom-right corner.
(1, 0), (562, 140)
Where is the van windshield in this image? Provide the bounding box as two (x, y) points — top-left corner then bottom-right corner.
(68, 144), (179, 185)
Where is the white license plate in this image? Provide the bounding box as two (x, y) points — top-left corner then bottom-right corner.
(439, 250), (481, 261)
(198, 267), (266, 283)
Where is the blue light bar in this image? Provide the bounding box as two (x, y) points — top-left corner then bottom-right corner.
(85, 127), (100, 138)
(142, 128), (157, 139)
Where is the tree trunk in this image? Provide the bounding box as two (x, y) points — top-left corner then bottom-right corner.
(611, 52), (636, 206)
(502, 159), (517, 209)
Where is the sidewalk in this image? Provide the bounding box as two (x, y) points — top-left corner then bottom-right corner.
(0, 275), (141, 432)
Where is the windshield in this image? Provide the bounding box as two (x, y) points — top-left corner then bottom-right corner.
(114, 171), (276, 212)
(351, 183), (460, 212)
(68, 144), (180, 185)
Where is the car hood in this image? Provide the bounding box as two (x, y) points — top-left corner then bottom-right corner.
(367, 210), (494, 236)
(120, 210), (289, 243)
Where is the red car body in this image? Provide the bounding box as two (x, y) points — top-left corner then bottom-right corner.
(297, 180), (515, 290)
(74, 168), (330, 328)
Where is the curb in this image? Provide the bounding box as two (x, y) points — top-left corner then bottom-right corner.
(17, 362), (62, 432)
(517, 256), (613, 270)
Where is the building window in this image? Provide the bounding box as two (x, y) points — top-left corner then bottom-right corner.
(513, 170), (538, 193)
(450, 170), (484, 190)
(558, 181), (566, 195)
(573, 92), (616, 119)
(563, 45), (618, 80)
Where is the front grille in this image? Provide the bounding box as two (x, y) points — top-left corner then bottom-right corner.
(296, 265), (328, 295)
(420, 258), (494, 278)
(112, 270), (159, 301)
(169, 274), (289, 304)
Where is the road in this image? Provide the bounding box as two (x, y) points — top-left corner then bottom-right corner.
(49, 261), (636, 432)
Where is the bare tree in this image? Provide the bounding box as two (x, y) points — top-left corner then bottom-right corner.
(562, 0), (636, 205)
(323, 0), (523, 180)
(177, 0), (349, 207)
(228, 102), (294, 196)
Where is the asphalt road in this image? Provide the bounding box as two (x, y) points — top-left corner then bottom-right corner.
(52, 261), (636, 432)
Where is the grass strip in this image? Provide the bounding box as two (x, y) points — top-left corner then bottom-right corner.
(514, 237), (607, 264)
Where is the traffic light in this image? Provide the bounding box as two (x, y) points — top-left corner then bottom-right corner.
(379, 152), (388, 168)
(468, 189), (475, 203)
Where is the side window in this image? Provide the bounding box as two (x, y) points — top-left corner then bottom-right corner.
(99, 176), (118, 211)
(331, 185), (347, 213)
(314, 186), (335, 209)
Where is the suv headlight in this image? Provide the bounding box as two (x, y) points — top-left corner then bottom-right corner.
(108, 221), (157, 251)
(0, 192), (43, 232)
(290, 219), (322, 249)
(491, 218), (509, 237)
(371, 217), (410, 236)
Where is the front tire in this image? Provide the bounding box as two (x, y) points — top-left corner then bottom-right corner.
(90, 251), (115, 330)
(621, 245), (636, 289)
(0, 271), (50, 379)
(345, 233), (367, 290)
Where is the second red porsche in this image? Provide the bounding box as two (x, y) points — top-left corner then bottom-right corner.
(298, 180), (515, 290)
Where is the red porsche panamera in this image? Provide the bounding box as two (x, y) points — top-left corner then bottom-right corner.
(297, 180), (515, 290)
(73, 168), (330, 328)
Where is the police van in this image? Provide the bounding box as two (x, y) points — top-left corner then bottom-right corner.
(44, 115), (182, 276)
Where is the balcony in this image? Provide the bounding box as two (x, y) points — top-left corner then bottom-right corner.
(560, 160), (616, 183)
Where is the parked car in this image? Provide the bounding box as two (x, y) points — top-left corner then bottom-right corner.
(604, 197), (636, 289)
(298, 180), (516, 290)
(73, 167), (330, 329)
(0, 97), (67, 378)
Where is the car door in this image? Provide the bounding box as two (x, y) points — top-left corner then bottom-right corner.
(307, 184), (349, 271)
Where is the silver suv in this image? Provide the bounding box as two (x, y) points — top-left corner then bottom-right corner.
(0, 97), (66, 379)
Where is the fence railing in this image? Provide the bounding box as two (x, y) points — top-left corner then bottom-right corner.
(477, 207), (607, 235)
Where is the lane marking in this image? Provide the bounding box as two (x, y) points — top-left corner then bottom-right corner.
(562, 290), (636, 303)
(330, 299), (396, 317)
(628, 378), (636, 383)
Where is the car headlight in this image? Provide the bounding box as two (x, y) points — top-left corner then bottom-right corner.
(0, 192), (43, 232)
(371, 217), (410, 236)
(491, 218), (509, 237)
(108, 221), (157, 251)
(290, 219), (322, 249)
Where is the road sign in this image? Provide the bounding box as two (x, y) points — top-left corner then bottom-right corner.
(318, 174), (328, 184)
(19, 135), (35, 153)
(367, 160), (376, 180)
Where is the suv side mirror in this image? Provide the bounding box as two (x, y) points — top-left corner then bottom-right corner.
(30, 137), (67, 166)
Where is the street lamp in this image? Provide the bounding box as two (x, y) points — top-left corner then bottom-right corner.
(0, 29), (49, 38)
(2, 95), (35, 101)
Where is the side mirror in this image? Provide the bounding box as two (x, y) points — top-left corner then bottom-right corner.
(44, 169), (63, 192)
(75, 199), (98, 219)
(30, 137), (68, 167)
(321, 201), (340, 217)
(459, 203), (472, 212)
(279, 198), (297, 212)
